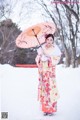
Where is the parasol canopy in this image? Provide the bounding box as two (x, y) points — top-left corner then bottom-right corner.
(16, 22), (56, 48)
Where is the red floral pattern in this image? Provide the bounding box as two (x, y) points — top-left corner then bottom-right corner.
(38, 59), (60, 113)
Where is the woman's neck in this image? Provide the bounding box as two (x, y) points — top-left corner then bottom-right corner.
(45, 44), (53, 49)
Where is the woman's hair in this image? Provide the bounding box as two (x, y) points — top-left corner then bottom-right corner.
(45, 34), (54, 41)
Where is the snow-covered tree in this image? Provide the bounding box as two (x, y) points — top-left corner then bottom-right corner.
(0, 19), (21, 65)
(36, 0), (80, 67)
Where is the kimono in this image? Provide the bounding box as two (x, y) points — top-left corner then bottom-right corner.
(36, 44), (61, 113)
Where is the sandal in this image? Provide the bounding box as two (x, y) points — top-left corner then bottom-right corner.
(43, 112), (48, 116)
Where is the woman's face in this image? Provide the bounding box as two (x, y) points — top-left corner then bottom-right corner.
(46, 37), (53, 46)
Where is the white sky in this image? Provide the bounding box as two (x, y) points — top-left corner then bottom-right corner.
(9, 0), (47, 31)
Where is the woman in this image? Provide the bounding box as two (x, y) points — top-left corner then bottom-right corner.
(35, 34), (61, 116)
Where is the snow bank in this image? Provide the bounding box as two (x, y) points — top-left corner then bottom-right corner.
(0, 64), (80, 120)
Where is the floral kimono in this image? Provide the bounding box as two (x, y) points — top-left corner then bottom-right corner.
(36, 44), (61, 113)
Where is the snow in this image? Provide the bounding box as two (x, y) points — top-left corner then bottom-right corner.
(0, 64), (80, 120)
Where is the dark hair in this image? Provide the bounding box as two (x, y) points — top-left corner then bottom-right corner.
(45, 34), (54, 41)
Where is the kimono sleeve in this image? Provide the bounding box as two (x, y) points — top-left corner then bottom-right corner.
(35, 47), (43, 64)
(37, 47), (43, 55)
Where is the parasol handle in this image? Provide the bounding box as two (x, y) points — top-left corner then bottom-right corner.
(32, 29), (45, 52)
(32, 29), (49, 57)
(32, 29), (42, 46)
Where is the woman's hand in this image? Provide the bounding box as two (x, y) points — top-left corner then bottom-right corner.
(52, 56), (60, 65)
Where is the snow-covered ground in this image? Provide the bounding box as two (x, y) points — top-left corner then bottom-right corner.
(0, 64), (80, 120)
